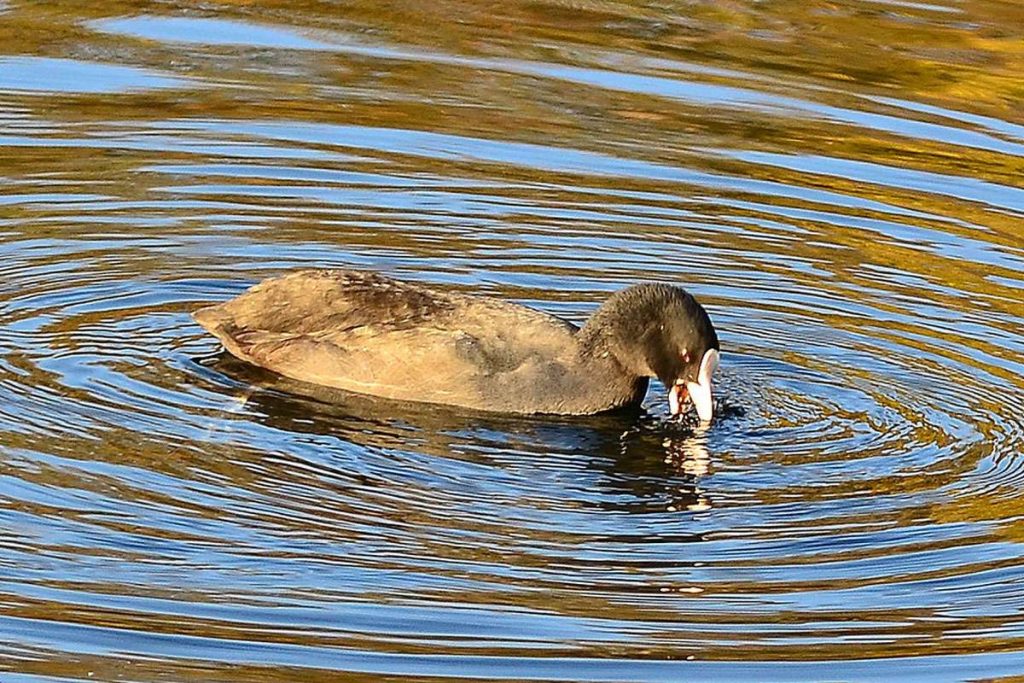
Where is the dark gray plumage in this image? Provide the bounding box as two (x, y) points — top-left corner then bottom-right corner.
(193, 270), (720, 417)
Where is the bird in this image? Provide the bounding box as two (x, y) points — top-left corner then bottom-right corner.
(193, 269), (720, 420)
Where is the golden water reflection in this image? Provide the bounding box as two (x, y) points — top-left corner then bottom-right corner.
(2, 0), (1024, 679)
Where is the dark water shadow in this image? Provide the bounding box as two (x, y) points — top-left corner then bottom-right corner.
(199, 352), (720, 513)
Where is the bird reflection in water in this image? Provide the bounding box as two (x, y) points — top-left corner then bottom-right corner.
(662, 427), (712, 511)
(613, 418), (713, 513)
(197, 352), (719, 515)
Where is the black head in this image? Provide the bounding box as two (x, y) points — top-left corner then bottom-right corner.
(582, 283), (720, 420)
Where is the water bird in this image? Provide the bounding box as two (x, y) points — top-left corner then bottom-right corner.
(193, 270), (720, 419)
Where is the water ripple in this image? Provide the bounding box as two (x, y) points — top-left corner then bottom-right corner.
(3, 0), (1024, 680)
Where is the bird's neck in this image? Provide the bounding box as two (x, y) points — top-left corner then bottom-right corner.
(577, 294), (654, 380)
(572, 342), (651, 412)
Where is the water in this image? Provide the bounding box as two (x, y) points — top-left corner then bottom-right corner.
(2, 1), (1024, 680)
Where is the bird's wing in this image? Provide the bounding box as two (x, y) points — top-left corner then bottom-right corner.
(193, 270), (579, 409)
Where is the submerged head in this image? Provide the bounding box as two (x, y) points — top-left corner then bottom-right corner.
(585, 283), (720, 422)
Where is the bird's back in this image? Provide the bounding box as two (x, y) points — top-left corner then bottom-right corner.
(193, 270), (606, 412)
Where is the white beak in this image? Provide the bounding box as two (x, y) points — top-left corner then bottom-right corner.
(685, 349), (719, 423)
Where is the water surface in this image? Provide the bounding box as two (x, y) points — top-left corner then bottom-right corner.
(2, 0), (1024, 680)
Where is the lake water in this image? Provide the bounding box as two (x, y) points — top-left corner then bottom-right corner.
(2, 1), (1024, 680)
